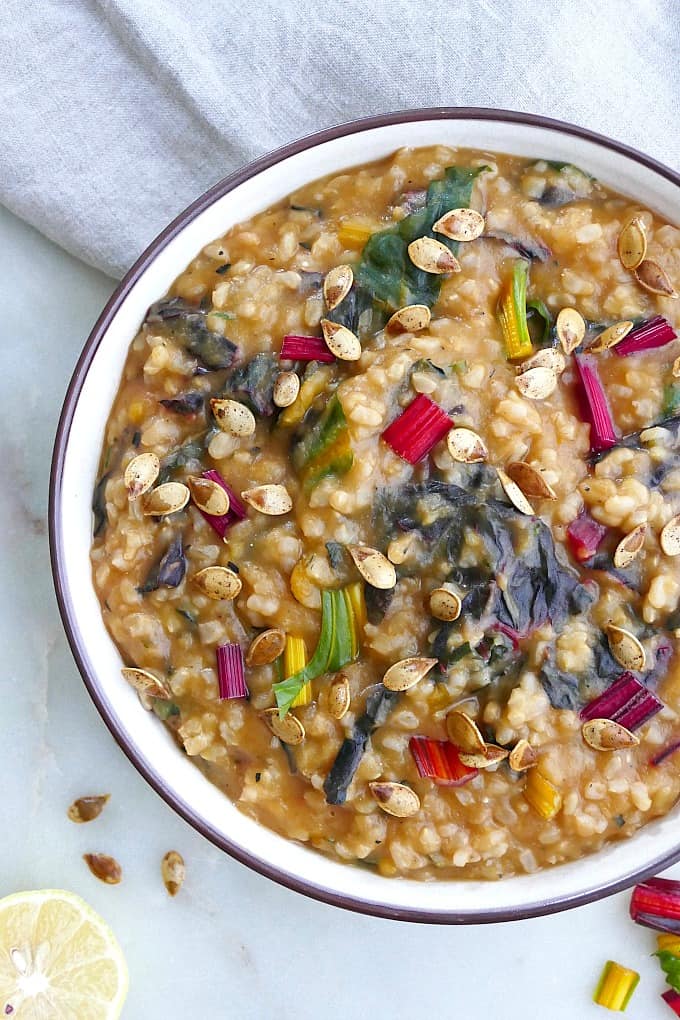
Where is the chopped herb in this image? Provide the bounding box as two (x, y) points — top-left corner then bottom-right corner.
(255, 772), (262, 782)
(210, 311), (236, 320)
(176, 607), (197, 626)
(614, 814), (626, 828)
(215, 263), (231, 274)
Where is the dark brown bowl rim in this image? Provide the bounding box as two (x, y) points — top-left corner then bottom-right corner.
(49, 107), (680, 924)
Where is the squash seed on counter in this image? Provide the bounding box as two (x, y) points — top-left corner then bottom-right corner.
(433, 207), (485, 242)
(320, 319), (361, 361)
(588, 321), (634, 352)
(124, 452), (160, 500)
(556, 307), (586, 355)
(210, 398), (256, 437)
(429, 587), (462, 622)
(67, 795), (110, 824)
(83, 853), (122, 885)
(121, 666), (172, 700)
(447, 426), (488, 463)
(634, 259), (678, 298)
(606, 625), (646, 672)
(505, 461), (557, 500)
(496, 468), (535, 516)
(263, 708), (305, 745)
(660, 514), (680, 556)
(383, 657), (438, 692)
(369, 781), (421, 817)
(458, 744), (509, 769)
(141, 482), (190, 517)
(446, 710), (486, 754)
(272, 371), (300, 408)
(187, 475), (230, 516)
(617, 216), (647, 270)
(613, 524), (647, 569)
(323, 264), (354, 310)
(246, 628), (286, 667)
(241, 484), (292, 516)
(348, 545), (396, 589)
(582, 718), (639, 752)
(407, 236), (461, 274)
(518, 347), (566, 376)
(508, 739), (537, 771)
(193, 565), (242, 601)
(161, 850), (186, 896)
(385, 303), (431, 335)
(515, 366), (557, 400)
(328, 674), (351, 719)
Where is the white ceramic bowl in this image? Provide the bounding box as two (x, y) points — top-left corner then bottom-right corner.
(50, 108), (680, 922)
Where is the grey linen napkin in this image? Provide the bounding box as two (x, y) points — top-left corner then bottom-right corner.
(1, 0), (678, 279)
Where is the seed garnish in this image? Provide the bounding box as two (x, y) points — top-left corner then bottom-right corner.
(589, 321), (634, 352)
(660, 514), (680, 556)
(385, 304), (431, 335)
(432, 208), (485, 242)
(369, 781), (421, 817)
(446, 710), (486, 754)
(497, 468), (535, 515)
(263, 708), (305, 745)
(505, 461), (557, 500)
(141, 482), (190, 516)
(348, 545), (396, 589)
(67, 795), (110, 824)
(634, 259), (678, 298)
(210, 398), (256, 437)
(188, 475), (230, 516)
(193, 565), (242, 601)
(121, 666), (172, 700)
(515, 366), (557, 400)
(613, 524), (647, 569)
(320, 319), (361, 361)
(606, 625), (646, 672)
(273, 371), (300, 408)
(323, 264), (354, 310)
(246, 628), (286, 667)
(556, 307), (586, 354)
(508, 739), (537, 771)
(582, 718), (639, 751)
(407, 237), (461, 274)
(447, 427), (488, 463)
(518, 348), (566, 375)
(161, 850), (186, 896)
(328, 674), (351, 719)
(83, 853), (122, 885)
(458, 744), (509, 769)
(124, 452), (160, 500)
(241, 484), (292, 515)
(617, 216), (647, 270)
(383, 657), (438, 692)
(429, 587), (462, 622)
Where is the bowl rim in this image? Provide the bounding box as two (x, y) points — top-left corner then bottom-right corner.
(49, 106), (680, 923)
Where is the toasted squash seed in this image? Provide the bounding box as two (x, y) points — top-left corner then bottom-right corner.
(407, 236), (461, 274)
(211, 398), (256, 437)
(661, 514), (680, 556)
(556, 307), (586, 355)
(68, 795), (110, 824)
(387, 532), (417, 565)
(508, 739), (537, 771)
(263, 708), (305, 745)
(447, 426), (488, 463)
(187, 475), (230, 516)
(246, 628), (286, 667)
(617, 216), (647, 270)
(505, 461), (557, 500)
(385, 304), (431, 335)
(121, 666), (172, 700)
(273, 371), (300, 408)
(634, 259), (678, 298)
(446, 711), (486, 754)
(458, 744), (509, 769)
(369, 781), (421, 817)
(348, 545), (396, 589)
(141, 481), (190, 516)
(606, 625), (646, 672)
(241, 484), (292, 515)
(429, 587), (462, 622)
(124, 452), (160, 499)
(497, 468), (535, 515)
(515, 365), (557, 400)
(83, 853), (122, 885)
(328, 674), (351, 719)
(320, 319), (361, 361)
(613, 524), (647, 569)
(383, 657), (438, 692)
(193, 565), (242, 601)
(433, 207), (485, 242)
(323, 264), (354, 310)
(582, 718), (639, 751)
(161, 850), (186, 896)
(589, 321), (633, 352)
(518, 347), (566, 376)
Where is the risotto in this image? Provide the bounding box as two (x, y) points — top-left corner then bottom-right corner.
(90, 145), (680, 880)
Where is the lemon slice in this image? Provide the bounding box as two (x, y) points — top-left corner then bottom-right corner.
(0, 889), (128, 1018)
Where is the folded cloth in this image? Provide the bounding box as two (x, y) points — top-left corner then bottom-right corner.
(0, 0), (677, 279)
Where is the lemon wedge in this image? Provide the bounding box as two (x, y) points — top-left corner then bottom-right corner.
(0, 889), (128, 1018)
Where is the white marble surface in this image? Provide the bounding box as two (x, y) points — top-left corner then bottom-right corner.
(1, 200), (677, 1019)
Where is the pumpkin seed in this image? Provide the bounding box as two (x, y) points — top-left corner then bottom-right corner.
(348, 544), (396, 589)
(508, 739), (537, 771)
(121, 666), (172, 700)
(369, 781), (421, 817)
(634, 259), (678, 298)
(323, 264), (354, 310)
(458, 743), (509, 769)
(141, 482), (190, 516)
(386, 532), (416, 565)
(446, 710), (486, 754)
(515, 366), (557, 400)
(497, 468), (535, 515)
(556, 307), (586, 354)
(246, 628), (286, 666)
(382, 657), (438, 692)
(505, 461), (557, 500)
(429, 587), (462, 622)
(328, 674), (351, 719)
(589, 321), (634, 352)
(673, 357), (680, 378)
(447, 426), (488, 463)
(606, 625), (646, 672)
(660, 514), (680, 556)
(272, 371), (300, 408)
(385, 304), (431, 335)
(407, 236), (461, 274)
(582, 718), (639, 752)
(320, 318), (361, 361)
(83, 853), (122, 885)
(124, 452), (160, 500)
(433, 207), (485, 242)
(210, 398), (256, 437)
(161, 850), (185, 896)
(518, 348), (566, 375)
(193, 565), (242, 601)
(241, 484), (292, 515)
(263, 708), (305, 745)
(67, 795), (110, 824)
(187, 475), (230, 516)
(617, 216), (647, 270)
(613, 524), (647, 569)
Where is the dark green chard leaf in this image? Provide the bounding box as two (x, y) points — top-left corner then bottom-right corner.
(364, 584), (395, 625)
(92, 428), (134, 536)
(224, 352), (279, 416)
(92, 473), (111, 537)
(291, 392), (353, 491)
(526, 299), (553, 345)
(138, 535), (186, 593)
(176, 607), (197, 626)
(160, 391), (205, 415)
(324, 689), (399, 804)
(663, 383), (680, 418)
(483, 230), (551, 262)
(326, 284), (377, 336)
(153, 700), (180, 721)
(157, 434), (207, 484)
(325, 541), (346, 570)
(145, 297), (237, 371)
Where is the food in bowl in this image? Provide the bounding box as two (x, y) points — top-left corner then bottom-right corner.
(90, 144), (680, 880)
